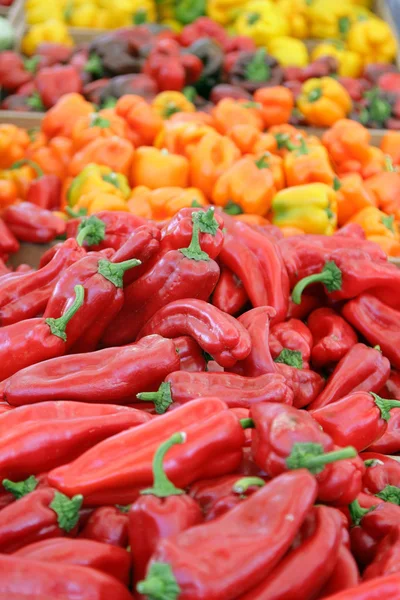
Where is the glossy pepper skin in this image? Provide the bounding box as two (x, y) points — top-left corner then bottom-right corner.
(368, 408), (400, 455)
(137, 298), (251, 368)
(239, 505), (343, 600)
(13, 538), (131, 585)
(269, 318), (312, 367)
(129, 433), (203, 590)
(361, 452), (400, 497)
(138, 371), (293, 412)
(66, 211), (146, 252)
(0, 554), (133, 600)
(109, 223), (161, 281)
(311, 391), (400, 452)
(0, 238), (85, 326)
(212, 266), (248, 315)
(343, 294), (400, 371)
(0, 401), (150, 481)
(3, 201), (66, 243)
(0, 218), (19, 255)
(275, 362), (325, 409)
(79, 507), (129, 548)
(48, 398), (245, 506)
(363, 528), (400, 581)
(137, 471), (317, 600)
(2, 335), (180, 407)
(309, 344), (390, 410)
(233, 307), (277, 376)
(172, 336), (206, 373)
(308, 308), (358, 368)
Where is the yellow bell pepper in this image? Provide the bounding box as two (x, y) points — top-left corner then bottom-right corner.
(67, 164), (129, 207)
(276, 0), (309, 39)
(308, 0), (366, 39)
(311, 42), (363, 78)
(207, 0), (247, 26)
(152, 92), (195, 119)
(268, 37), (309, 67)
(21, 21), (74, 56)
(235, 0), (289, 45)
(347, 18), (397, 65)
(271, 183), (338, 235)
(26, 3), (65, 25)
(297, 77), (352, 127)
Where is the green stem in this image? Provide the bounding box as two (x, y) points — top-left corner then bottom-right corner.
(10, 159), (43, 178)
(233, 477), (265, 494)
(372, 393), (400, 422)
(291, 261), (343, 305)
(348, 500), (376, 526)
(141, 433), (186, 498)
(66, 206), (88, 218)
(45, 285), (85, 342)
(286, 445), (357, 474)
(180, 214), (210, 261)
(137, 563), (180, 600)
(97, 258), (141, 288)
(76, 215), (106, 247)
(2, 475), (38, 499)
(137, 382), (173, 414)
(240, 418), (255, 429)
(375, 484), (400, 505)
(224, 200), (243, 215)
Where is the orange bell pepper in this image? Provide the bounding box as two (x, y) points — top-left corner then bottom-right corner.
(381, 131), (400, 166)
(267, 124), (307, 157)
(283, 138), (335, 187)
(68, 137), (134, 178)
(1, 163), (37, 200)
(335, 173), (377, 226)
(297, 77), (352, 127)
(365, 170), (400, 220)
(116, 95), (163, 147)
(26, 136), (74, 180)
(0, 179), (19, 209)
(128, 186), (207, 220)
(322, 119), (371, 167)
(41, 93), (94, 139)
(127, 187), (154, 220)
(190, 132), (240, 199)
(212, 155), (276, 216)
(227, 124), (263, 154)
(154, 121), (214, 158)
(71, 109), (130, 151)
(169, 111), (215, 127)
(254, 86), (294, 128)
(152, 91), (195, 119)
(131, 147), (189, 189)
(359, 147), (387, 180)
(349, 206), (399, 240)
(234, 214), (270, 226)
(0, 125), (30, 169)
(211, 99), (264, 135)
(74, 191), (129, 215)
(253, 151), (285, 190)
(367, 236), (400, 257)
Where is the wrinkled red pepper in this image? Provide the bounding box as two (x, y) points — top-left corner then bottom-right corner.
(79, 506), (129, 547)
(308, 307), (358, 368)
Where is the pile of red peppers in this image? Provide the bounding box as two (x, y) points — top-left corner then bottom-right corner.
(1, 204), (400, 599)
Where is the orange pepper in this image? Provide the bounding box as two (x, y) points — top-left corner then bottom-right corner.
(335, 173), (377, 226)
(41, 93), (94, 139)
(74, 191), (129, 215)
(297, 77), (352, 127)
(365, 171), (400, 220)
(26, 130), (48, 153)
(349, 206), (399, 240)
(169, 111), (215, 127)
(253, 151), (285, 191)
(360, 147), (387, 179)
(131, 147), (189, 189)
(234, 214), (270, 225)
(212, 155), (276, 216)
(254, 86), (294, 128)
(0, 179), (19, 210)
(211, 99), (264, 135)
(0, 125), (30, 169)
(283, 138), (335, 187)
(116, 95), (163, 147)
(190, 132), (241, 199)
(1, 164), (37, 200)
(322, 119), (371, 167)
(160, 187), (207, 218)
(26, 136), (74, 179)
(127, 187), (153, 219)
(227, 124), (263, 154)
(252, 132), (279, 156)
(381, 131), (400, 166)
(128, 186), (207, 220)
(68, 137), (134, 178)
(267, 124), (307, 157)
(280, 226), (306, 237)
(154, 121), (214, 158)
(71, 109), (130, 151)
(367, 236), (400, 257)
(152, 92), (195, 119)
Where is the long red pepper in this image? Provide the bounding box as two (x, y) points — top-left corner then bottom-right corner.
(172, 336), (206, 372)
(233, 306), (277, 376)
(48, 398), (245, 505)
(212, 265), (248, 315)
(2, 335), (180, 406)
(110, 223), (161, 284)
(3, 201), (66, 243)
(137, 298), (251, 368)
(308, 307), (358, 368)
(316, 546), (360, 598)
(13, 538), (131, 584)
(137, 470), (317, 600)
(67, 210), (148, 250)
(0, 401), (150, 480)
(129, 432), (203, 591)
(363, 528), (400, 581)
(319, 573), (400, 599)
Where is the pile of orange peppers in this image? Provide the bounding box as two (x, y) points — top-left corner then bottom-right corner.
(1, 89), (400, 257)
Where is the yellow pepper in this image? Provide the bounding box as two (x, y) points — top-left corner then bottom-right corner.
(271, 183), (338, 235)
(268, 37), (309, 67)
(161, 18), (183, 32)
(276, 0), (309, 39)
(347, 18), (397, 65)
(297, 77), (352, 127)
(75, 192), (129, 215)
(66, 3), (110, 27)
(67, 164), (129, 207)
(349, 207), (399, 239)
(152, 92), (195, 119)
(311, 42), (363, 78)
(207, 0), (247, 26)
(21, 21), (73, 56)
(308, 0), (366, 39)
(235, 0), (289, 46)
(26, 3), (65, 25)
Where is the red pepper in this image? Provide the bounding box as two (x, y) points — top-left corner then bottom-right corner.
(212, 266), (248, 315)
(343, 294), (400, 370)
(317, 451), (366, 507)
(137, 298), (251, 368)
(101, 210), (220, 346)
(287, 292), (322, 320)
(13, 538), (131, 584)
(137, 470), (317, 600)
(275, 362), (325, 409)
(378, 72), (400, 93)
(137, 371), (293, 412)
(233, 306), (277, 376)
(239, 505), (343, 600)
(179, 17), (229, 47)
(0, 51), (35, 92)
(35, 42), (74, 67)
(308, 307), (358, 368)
(269, 318), (313, 367)
(361, 452), (400, 500)
(3, 201), (66, 243)
(368, 408), (400, 454)
(79, 506), (129, 547)
(129, 432), (203, 590)
(0, 218), (19, 256)
(308, 344), (390, 410)
(48, 398), (245, 505)
(0, 238), (85, 326)
(2, 335), (180, 406)
(363, 527), (400, 580)
(316, 545), (360, 597)
(0, 259), (10, 277)
(0, 554), (133, 600)
(143, 38), (203, 92)
(110, 223), (161, 284)
(35, 65), (83, 109)
(0, 401), (150, 480)
(172, 336), (206, 372)
(0, 284), (85, 381)
(338, 76), (371, 101)
(311, 391), (400, 452)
